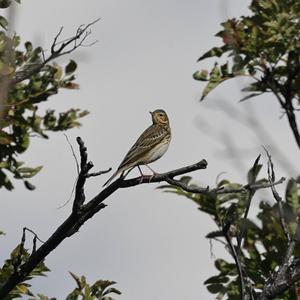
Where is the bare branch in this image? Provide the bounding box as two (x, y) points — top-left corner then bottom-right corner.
(72, 137), (110, 213)
(161, 173), (285, 195)
(264, 147), (291, 242)
(86, 169), (111, 178)
(23, 227), (45, 244)
(51, 26), (64, 54)
(11, 18), (100, 86)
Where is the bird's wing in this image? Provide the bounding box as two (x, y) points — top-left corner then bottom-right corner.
(117, 124), (168, 171)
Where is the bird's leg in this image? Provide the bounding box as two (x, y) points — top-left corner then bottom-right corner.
(138, 165), (146, 183)
(144, 164), (159, 182)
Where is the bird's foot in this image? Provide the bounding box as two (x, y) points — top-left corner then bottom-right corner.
(139, 175), (145, 184)
(149, 171), (160, 183)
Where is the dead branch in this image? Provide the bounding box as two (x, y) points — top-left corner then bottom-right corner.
(11, 18), (100, 86)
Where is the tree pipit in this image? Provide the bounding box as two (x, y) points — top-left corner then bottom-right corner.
(103, 109), (171, 186)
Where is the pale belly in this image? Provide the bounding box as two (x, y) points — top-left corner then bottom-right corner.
(142, 140), (170, 164)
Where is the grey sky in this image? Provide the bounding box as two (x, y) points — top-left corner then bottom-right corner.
(1, 0), (299, 299)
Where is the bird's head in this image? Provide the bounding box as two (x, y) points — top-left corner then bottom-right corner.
(150, 109), (169, 125)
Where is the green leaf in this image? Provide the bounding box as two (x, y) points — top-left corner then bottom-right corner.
(193, 69), (208, 81)
(16, 284), (29, 294)
(247, 154), (262, 184)
(239, 92), (262, 102)
(65, 59), (77, 74)
(207, 283), (224, 294)
(15, 131), (30, 153)
(197, 45), (229, 61)
(206, 230), (223, 239)
(0, 16), (8, 30)
(24, 180), (36, 191)
(199, 63), (236, 100)
(0, 0), (11, 8)
(201, 80), (223, 100)
(17, 166), (43, 178)
(0, 130), (12, 144)
(102, 287), (122, 296)
(205, 275), (229, 284)
(285, 179), (298, 213)
(24, 41), (33, 52)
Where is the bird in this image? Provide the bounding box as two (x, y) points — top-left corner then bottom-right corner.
(103, 109), (171, 186)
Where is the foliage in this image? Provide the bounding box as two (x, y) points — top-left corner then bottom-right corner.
(193, 0), (300, 103)
(160, 157), (300, 299)
(0, 2), (88, 190)
(0, 244), (121, 300)
(188, 1), (300, 297)
(65, 272), (121, 300)
(29, 273), (121, 300)
(0, 244), (50, 299)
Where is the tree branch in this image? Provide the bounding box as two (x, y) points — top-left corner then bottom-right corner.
(264, 59), (300, 150)
(11, 18), (100, 86)
(0, 137), (208, 298)
(258, 238), (298, 300)
(264, 148), (291, 242)
(223, 222), (246, 300)
(162, 174), (285, 195)
(258, 150), (299, 299)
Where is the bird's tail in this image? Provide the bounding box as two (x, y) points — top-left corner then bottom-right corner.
(103, 169), (123, 187)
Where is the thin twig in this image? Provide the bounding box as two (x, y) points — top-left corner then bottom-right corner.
(23, 227), (44, 244)
(11, 18), (100, 86)
(223, 223), (246, 300)
(64, 133), (79, 175)
(264, 147), (291, 242)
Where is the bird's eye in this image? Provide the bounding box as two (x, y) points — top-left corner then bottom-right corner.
(159, 114), (163, 117)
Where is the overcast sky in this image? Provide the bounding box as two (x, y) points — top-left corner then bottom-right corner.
(1, 1), (300, 299)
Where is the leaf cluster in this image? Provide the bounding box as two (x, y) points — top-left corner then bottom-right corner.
(0, 28), (88, 190)
(161, 157), (300, 299)
(0, 244), (49, 299)
(64, 272), (121, 300)
(27, 273), (121, 300)
(194, 0), (300, 103)
(0, 244), (121, 300)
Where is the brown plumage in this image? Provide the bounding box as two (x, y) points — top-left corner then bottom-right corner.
(103, 109), (171, 186)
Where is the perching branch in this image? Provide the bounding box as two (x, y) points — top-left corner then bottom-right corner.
(0, 137), (208, 298)
(11, 18), (100, 86)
